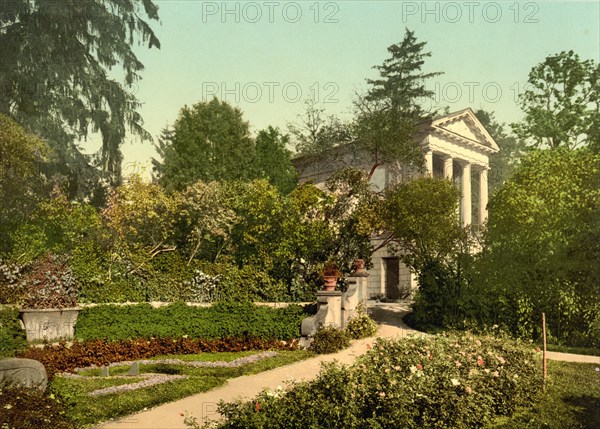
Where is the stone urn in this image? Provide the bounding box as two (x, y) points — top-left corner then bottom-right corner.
(19, 307), (81, 342)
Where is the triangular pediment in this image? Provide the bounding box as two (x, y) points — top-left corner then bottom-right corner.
(429, 108), (500, 153)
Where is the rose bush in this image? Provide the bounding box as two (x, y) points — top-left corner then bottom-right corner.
(187, 332), (540, 428)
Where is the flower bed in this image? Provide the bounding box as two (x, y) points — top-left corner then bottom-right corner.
(187, 333), (541, 428)
(18, 337), (298, 378)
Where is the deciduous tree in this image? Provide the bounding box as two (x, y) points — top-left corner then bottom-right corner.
(512, 50), (600, 150)
(255, 126), (298, 194)
(0, 114), (54, 253)
(156, 98), (256, 191)
(480, 148), (600, 345)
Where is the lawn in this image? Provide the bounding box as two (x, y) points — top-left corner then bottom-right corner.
(488, 360), (600, 429)
(50, 349), (314, 427)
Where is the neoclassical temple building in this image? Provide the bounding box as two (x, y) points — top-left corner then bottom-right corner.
(293, 108), (499, 299)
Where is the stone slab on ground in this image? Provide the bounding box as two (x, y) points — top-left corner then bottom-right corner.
(0, 357), (47, 390)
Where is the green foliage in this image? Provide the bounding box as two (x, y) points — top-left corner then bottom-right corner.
(254, 126), (298, 194)
(383, 177), (467, 271)
(103, 174), (181, 273)
(0, 306), (28, 358)
(309, 325), (351, 354)
(489, 361), (600, 429)
(69, 240), (144, 304)
(0, 388), (76, 429)
(479, 148), (600, 347)
(9, 185), (103, 264)
(156, 98), (257, 191)
(382, 177), (474, 332)
(75, 301), (306, 342)
(345, 305), (378, 340)
(352, 28), (443, 175)
(475, 110), (527, 191)
(288, 98), (354, 161)
(512, 50), (600, 150)
(366, 29), (442, 116)
(193, 333), (540, 429)
(0, 0), (160, 184)
(407, 258), (473, 331)
(0, 114), (54, 253)
(177, 180), (238, 264)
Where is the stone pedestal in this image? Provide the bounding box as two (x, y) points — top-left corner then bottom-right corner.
(301, 291), (343, 337)
(355, 276), (368, 307)
(342, 279), (359, 328)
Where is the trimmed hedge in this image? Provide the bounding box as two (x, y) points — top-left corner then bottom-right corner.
(187, 333), (541, 429)
(75, 301), (308, 342)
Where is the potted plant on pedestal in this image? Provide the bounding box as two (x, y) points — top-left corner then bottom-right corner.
(19, 253), (80, 342)
(320, 260), (341, 292)
(353, 258), (367, 275)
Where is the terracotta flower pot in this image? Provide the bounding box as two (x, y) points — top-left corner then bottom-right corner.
(322, 276), (338, 292)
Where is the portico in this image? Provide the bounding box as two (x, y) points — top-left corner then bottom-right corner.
(423, 108), (498, 228)
(293, 107), (500, 299)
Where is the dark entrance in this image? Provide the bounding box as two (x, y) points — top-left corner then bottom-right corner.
(384, 257), (401, 300)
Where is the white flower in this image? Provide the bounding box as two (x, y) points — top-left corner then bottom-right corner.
(451, 378), (460, 386)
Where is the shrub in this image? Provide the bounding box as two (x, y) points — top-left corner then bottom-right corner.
(0, 258), (28, 305)
(0, 306), (27, 358)
(70, 243), (145, 304)
(190, 333), (540, 428)
(19, 337), (298, 378)
(345, 304), (378, 339)
(309, 325), (351, 354)
(0, 388), (76, 429)
(21, 253), (78, 309)
(408, 259), (467, 330)
(75, 301), (307, 342)
(191, 260), (290, 303)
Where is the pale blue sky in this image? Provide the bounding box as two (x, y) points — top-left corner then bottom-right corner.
(116, 1), (600, 175)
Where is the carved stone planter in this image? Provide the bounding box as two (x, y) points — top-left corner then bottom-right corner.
(19, 307), (81, 342)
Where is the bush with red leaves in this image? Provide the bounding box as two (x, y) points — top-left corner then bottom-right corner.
(19, 337), (299, 378)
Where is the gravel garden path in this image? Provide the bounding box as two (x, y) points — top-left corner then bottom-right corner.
(94, 301), (599, 429)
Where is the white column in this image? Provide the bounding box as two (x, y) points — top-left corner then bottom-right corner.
(443, 157), (453, 181)
(461, 163), (472, 227)
(424, 150), (433, 177)
(479, 168), (489, 224)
